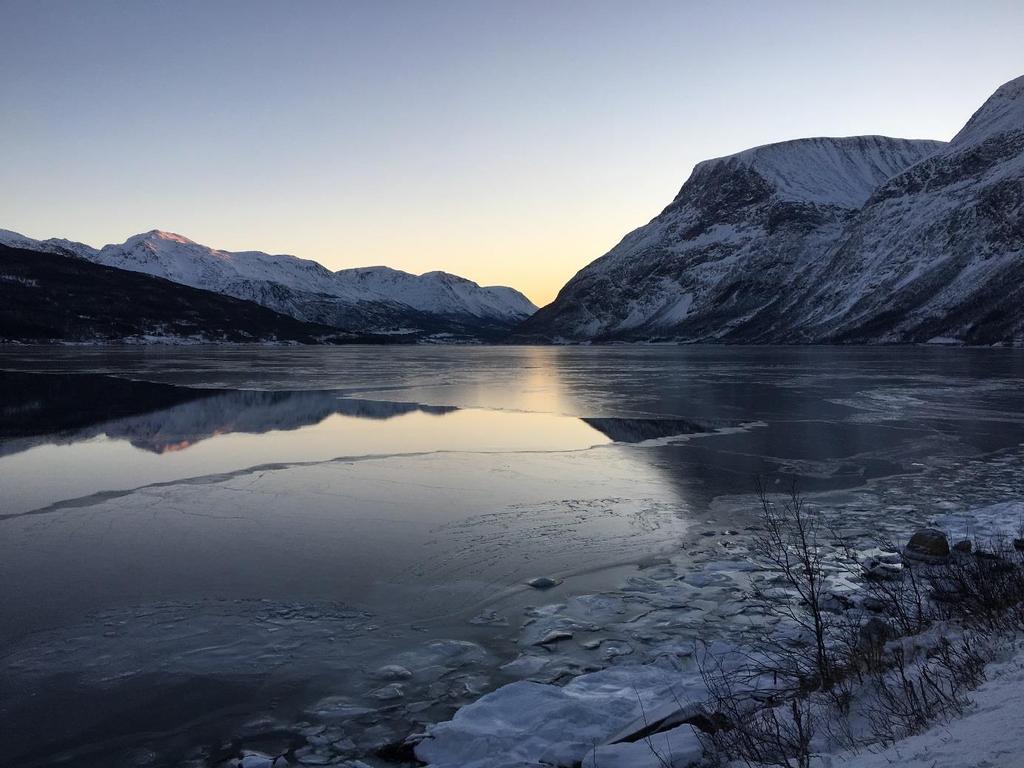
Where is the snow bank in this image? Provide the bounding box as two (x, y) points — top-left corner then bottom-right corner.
(821, 650), (1024, 768)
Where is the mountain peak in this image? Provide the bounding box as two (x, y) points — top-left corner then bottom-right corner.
(689, 135), (945, 208)
(989, 73), (1024, 102)
(132, 230), (198, 246)
(951, 73), (1024, 147)
(421, 270), (474, 285)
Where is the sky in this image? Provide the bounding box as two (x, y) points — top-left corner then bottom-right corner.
(1, 1), (1022, 306)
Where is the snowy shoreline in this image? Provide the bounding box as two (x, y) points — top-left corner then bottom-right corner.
(410, 494), (1024, 768)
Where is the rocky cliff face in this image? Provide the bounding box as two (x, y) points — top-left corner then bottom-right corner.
(520, 75), (1024, 346)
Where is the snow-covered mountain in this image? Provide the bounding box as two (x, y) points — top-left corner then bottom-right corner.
(519, 136), (945, 341)
(0, 229), (537, 339)
(798, 75), (1024, 344)
(0, 241), (367, 344)
(0, 230), (97, 261)
(520, 74), (1024, 345)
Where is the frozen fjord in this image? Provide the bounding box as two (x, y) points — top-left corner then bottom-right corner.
(1, 345), (1023, 767)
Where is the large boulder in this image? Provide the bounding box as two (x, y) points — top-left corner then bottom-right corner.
(526, 576), (561, 590)
(904, 528), (950, 564)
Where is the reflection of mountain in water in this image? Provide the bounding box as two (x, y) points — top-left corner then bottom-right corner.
(0, 371), (456, 456)
(0, 371), (211, 440)
(114, 391), (456, 453)
(582, 417), (713, 443)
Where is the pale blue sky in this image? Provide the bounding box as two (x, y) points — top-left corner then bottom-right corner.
(2, 0), (1021, 304)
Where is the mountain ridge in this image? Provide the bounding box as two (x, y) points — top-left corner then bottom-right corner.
(796, 75), (1024, 344)
(0, 228), (537, 340)
(520, 135), (944, 342)
(519, 74), (1023, 346)
(0, 242), (384, 344)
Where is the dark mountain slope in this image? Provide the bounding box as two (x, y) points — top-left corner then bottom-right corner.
(0, 243), (384, 344)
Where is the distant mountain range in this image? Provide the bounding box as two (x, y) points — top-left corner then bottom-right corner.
(2, 74), (1021, 346)
(0, 242), (376, 345)
(519, 74), (1024, 345)
(0, 229), (536, 342)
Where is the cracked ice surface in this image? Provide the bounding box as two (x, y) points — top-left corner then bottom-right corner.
(413, 448), (1024, 768)
(1, 439), (692, 766)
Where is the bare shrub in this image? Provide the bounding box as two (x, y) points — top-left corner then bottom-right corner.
(698, 645), (815, 768)
(748, 481), (845, 692)
(926, 537), (1024, 630)
(857, 538), (933, 636)
(696, 480), (1024, 763)
(863, 634), (987, 745)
